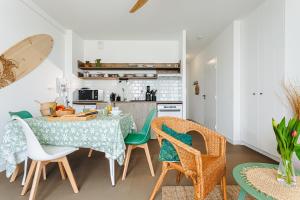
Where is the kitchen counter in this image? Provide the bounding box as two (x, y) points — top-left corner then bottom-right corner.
(72, 100), (182, 105)
(73, 100), (106, 105)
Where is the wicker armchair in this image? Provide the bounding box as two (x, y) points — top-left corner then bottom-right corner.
(150, 117), (227, 200)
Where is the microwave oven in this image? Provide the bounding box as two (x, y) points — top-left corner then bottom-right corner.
(77, 89), (104, 101)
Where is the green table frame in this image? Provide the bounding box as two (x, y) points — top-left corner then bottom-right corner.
(233, 163), (300, 200)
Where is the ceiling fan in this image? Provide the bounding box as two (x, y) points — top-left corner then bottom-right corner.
(130, 0), (149, 13)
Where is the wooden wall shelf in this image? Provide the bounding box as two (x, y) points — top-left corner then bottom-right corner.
(78, 60), (180, 71)
(78, 76), (157, 80)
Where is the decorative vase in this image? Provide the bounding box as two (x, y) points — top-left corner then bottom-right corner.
(277, 157), (296, 186)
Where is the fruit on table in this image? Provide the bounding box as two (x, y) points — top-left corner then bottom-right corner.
(56, 105), (65, 111)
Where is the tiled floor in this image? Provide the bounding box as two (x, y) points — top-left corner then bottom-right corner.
(0, 136), (276, 200)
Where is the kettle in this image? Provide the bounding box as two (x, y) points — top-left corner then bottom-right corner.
(110, 93), (116, 102)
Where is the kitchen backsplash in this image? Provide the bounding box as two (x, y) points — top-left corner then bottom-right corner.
(79, 76), (182, 101)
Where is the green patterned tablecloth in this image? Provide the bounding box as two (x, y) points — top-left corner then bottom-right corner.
(0, 114), (135, 177)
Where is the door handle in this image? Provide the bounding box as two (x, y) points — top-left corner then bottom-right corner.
(159, 109), (181, 112)
(202, 94), (206, 100)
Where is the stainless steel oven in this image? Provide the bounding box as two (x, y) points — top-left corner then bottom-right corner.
(157, 104), (183, 118)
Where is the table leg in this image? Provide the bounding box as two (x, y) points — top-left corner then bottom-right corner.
(238, 188), (247, 200)
(109, 159), (115, 186)
(21, 157), (28, 186)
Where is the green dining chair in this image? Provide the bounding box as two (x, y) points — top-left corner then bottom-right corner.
(9, 110), (33, 119)
(122, 109), (157, 180)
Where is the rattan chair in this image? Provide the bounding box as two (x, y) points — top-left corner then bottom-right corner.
(150, 117), (227, 200)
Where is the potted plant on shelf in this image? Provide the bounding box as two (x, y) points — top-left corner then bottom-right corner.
(95, 59), (101, 67)
(272, 117), (300, 186)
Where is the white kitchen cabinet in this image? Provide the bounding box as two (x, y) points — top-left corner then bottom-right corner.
(240, 0), (285, 158)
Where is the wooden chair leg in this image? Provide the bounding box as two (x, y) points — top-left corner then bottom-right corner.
(58, 162), (66, 180)
(193, 182), (201, 200)
(29, 161), (43, 200)
(21, 161), (37, 196)
(10, 165), (20, 182)
(143, 143), (155, 176)
(88, 149), (93, 158)
(42, 166), (47, 180)
(61, 157), (79, 193)
(122, 145), (133, 180)
(149, 163), (168, 200)
(221, 175), (227, 200)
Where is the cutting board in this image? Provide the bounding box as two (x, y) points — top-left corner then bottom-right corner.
(0, 34), (53, 89)
(47, 114), (97, 122)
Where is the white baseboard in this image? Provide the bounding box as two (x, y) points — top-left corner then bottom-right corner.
(226, 137), (242, 145)
(241, 141), (280, 162)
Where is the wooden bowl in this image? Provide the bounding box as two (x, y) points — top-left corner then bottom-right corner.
(55, 109), (75, 117)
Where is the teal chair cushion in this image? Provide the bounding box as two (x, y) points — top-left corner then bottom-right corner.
(9, 111), (33, 119)
(159, 124), (192, 162)
(124, 131), (148, 145)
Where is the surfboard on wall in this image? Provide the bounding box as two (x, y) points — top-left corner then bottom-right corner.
(0, 34), (53, 89)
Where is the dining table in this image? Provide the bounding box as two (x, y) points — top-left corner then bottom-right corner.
(0, 113), (136, 186)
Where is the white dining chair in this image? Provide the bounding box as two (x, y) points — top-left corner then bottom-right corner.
(12, 116), (79, 200)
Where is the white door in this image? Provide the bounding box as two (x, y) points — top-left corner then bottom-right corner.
(240, 11), (260, 148)
(257, 1), (285, 155)
(203, 58), (217, 130)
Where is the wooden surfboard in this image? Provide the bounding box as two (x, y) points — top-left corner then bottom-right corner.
(0, 34), (53, 89)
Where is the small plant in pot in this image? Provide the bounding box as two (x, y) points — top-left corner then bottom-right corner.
(272, 117), (300, 186)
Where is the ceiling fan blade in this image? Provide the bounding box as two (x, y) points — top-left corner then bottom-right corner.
(130, 0), (149, 13)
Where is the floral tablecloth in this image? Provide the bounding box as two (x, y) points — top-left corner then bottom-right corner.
(0, 114), (135, 178)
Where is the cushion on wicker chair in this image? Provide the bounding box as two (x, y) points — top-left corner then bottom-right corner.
(159, 124), (192, 162)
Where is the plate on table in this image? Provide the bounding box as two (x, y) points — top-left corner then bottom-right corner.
(111, 110), (122, 116)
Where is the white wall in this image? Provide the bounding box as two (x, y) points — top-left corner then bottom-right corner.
(284, 0), (300, 167)
(179, 30), (187, 119)
(64, 30), (84, 102)
(188, 23), (236, 142)
(0, 0), (66, 135)
(285, 0), (300, 84)
(84, 40), (179, 63)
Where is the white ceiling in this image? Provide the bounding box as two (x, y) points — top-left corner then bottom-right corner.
(32, 0), (264, 55)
